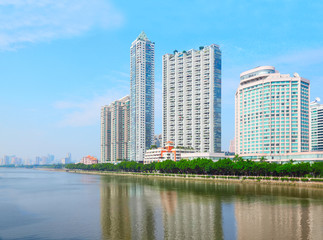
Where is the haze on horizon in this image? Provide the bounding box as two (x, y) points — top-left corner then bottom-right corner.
(0, 0), (322, 160)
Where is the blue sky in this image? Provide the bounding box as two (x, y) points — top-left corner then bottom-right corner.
(0, 0), (322, 160)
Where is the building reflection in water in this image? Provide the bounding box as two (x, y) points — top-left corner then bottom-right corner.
(100, 178), (131, 239)
(100, 176), (323, 240)
(234, 184), (323, 240)
(160, 191), (177, 215)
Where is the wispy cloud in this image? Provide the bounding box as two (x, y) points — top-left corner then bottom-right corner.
(54, 88), (128, 127)
(0, 0), (124, 50)
(260, 47), (323, 68)
(111, 70), (129, 78)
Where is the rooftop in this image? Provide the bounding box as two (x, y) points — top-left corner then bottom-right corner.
(240, 66), (276, 78)
(136, 31), (149, 41)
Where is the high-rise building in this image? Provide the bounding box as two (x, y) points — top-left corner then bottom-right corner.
(47, 154), (55, 164)
(130, 31), (155, 161)
(229, 138), (235, 153)
(101, 95), (130, 162)
(35, 156), (41, 165)
(153, 134), (162, 148)
(101, 105), (111, 162)
(162, 45), (221, 153)
(61, 153), (72, 164)
(235, 66), (310, 155)
(310, 98), (323, 151)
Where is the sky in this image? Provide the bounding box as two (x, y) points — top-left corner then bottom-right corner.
(0, 0), (322, 161)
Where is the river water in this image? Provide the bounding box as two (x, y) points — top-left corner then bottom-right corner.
(0, 168), (322, 240)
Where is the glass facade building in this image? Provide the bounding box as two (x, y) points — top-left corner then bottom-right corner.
(162, 45), (221, 153)
(130, 32), (155, 161)
(235, 66), (310, 155)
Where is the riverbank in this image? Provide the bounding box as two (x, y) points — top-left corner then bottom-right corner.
(41, 168), (323, 188)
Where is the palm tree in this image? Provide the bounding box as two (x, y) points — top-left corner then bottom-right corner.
(233, 154), (242, 162)
(260, 156), (267, 162)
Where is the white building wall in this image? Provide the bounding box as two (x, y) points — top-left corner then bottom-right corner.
(100, 96), (130, 163)
(162, 45), (221, 153)
(310, 100), (323, 151)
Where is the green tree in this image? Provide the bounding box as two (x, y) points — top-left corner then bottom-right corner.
(176, 159), (190, 174)
(312, 162), (323, 177)
(259, 156), (267, 162)
(156, 160), (177, 173)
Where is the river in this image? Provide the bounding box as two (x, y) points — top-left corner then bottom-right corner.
(0, 168), (322, 240)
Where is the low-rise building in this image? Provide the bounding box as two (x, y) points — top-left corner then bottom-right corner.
(181, 152), (228, 161)
(238, 151), (323, 163)
(81, 155), (98, 165)
(144, 141), (194, 164)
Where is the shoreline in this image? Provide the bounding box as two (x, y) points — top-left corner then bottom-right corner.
(38, 168), (323, 188)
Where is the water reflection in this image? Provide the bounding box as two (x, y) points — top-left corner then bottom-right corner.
(235, 197), (323, 240)
(100, 176), (323, 240)
(100, 179), (132, 239)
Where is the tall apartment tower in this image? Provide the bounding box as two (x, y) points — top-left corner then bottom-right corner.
(130, 31), (155, 161)
(101, 95), (130, 162)
(162, 45), (221, 153)
(235, 66), (310, 155)
(310, 98), (323, 151)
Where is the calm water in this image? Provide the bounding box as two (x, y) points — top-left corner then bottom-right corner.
(0, 169), (323, 240)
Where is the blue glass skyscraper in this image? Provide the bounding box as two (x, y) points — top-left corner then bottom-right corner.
(130, 31), (155, 161)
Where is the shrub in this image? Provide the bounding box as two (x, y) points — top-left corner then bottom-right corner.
(228, 176), (239, 179)
(310, 178), (323, 182)
(289, 178), (299, 181)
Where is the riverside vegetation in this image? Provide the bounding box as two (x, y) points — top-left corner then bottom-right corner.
(65, 157), (323, 180)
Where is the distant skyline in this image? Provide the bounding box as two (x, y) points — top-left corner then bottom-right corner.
(0, 0), (322, 160)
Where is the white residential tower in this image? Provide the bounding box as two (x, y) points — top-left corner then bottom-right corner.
(310, 98), (323, 151)
(162, 45), (221, 153)
(101, 96), (130, 162)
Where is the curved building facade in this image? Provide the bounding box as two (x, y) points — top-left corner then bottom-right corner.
(235, 66), (310, 155)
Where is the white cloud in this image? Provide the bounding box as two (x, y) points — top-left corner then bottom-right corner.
(54, 88), (128, 127)
(0, 0), (123, 50)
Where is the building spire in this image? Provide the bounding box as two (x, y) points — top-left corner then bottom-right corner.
(136, 31), (148, 41)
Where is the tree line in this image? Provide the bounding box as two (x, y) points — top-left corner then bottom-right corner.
(65, 157), (323, 178)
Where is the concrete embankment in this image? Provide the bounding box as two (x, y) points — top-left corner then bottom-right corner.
(51, 169), (323, 188)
